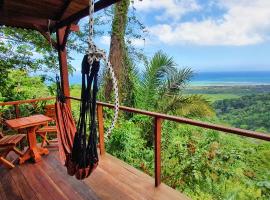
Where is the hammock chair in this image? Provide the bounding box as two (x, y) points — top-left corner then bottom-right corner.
(55, 0), (119, 180)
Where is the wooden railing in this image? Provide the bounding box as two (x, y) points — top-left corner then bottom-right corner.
(0, 97), (55, 118)
(1, 97), (270, 188)
(67, 96), (270, 187)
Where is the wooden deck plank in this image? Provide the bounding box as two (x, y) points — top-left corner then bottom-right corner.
(93, 154), (188, 200)
(48, 149), (100, 200)
(9, 167), (39, 200)
(85, 166), (141, 200)
(0, 168), (23, 200)
(37, 158), (85, 200)
(1, 149), (189, 200)
(0, 169), (9, 200)
(18, 162), (60, 200)
(29, 164), (70, 200)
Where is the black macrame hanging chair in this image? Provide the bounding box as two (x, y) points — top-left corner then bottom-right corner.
(55, 0), (119, 181)
(55, 55), (100, 180)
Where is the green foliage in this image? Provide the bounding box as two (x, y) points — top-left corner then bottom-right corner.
(0, 26), (77, 91)
(161, 123), (270, 199)
(136, 51), (214, 118)
(0, 69), (52, 126)
(0, 69), (50, 102)
(214, 94), (270, 133)
(0, 27), (59, 76)
(106, 118), (153, 171)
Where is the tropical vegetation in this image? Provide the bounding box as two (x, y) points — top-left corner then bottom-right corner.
(214, 93), (270, 133)
(0, 1), (270, 200)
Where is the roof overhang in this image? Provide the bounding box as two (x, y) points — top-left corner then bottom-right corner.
(0, 0), (121, 33)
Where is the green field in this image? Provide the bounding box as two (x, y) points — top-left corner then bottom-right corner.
(200, 93), (240, 102)
(185, 85), (270, 103)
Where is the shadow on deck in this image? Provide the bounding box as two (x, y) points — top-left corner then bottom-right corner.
(0, 147), (189, 200)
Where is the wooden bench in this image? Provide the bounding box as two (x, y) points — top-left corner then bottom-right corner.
(0, 131), (25, 169)
(36, 104), (57, 147)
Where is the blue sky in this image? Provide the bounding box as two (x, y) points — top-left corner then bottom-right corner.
(71, 0), (270, 74)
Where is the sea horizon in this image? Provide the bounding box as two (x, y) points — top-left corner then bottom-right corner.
(190, 71), (270, 86)
(69, 71), (270, 86)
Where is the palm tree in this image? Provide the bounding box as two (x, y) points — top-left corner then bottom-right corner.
(136, 51), (214, 118)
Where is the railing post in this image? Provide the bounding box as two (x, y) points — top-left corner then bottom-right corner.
(97, 104), (105, 156)
(56, 27), (71, 108)
(14, 105), (20, 118)
(154, 117), (162, 187)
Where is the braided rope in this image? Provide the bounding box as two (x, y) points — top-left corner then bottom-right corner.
(88, 0), (119, 136)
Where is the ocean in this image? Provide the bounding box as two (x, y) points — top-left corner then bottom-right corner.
(190, 71), (270, 86)
(69, 71), (270, 86)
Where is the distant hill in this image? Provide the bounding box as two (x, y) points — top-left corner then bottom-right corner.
(214, 93), (270, 133)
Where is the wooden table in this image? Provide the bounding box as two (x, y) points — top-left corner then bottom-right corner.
(5, 114), (52, 164)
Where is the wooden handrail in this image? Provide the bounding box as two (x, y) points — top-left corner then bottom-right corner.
(0, 97), (55, 106)
(67, 96), (270, 142)
(0, 97), (55, 119)
(68, 96), (270, 188)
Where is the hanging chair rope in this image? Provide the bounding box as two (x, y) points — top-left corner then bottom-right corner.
(87, 0), (119, 137)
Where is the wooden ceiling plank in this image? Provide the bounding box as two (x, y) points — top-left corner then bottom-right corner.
(51, 0), (121, 32)
(4, 1), (61, 20)
(0, 0), (4, 10)
(57, 0), (72, 20)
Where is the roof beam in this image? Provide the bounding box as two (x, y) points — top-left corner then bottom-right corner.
(57, 0), (72, 20)
(51, 0), (121, 32)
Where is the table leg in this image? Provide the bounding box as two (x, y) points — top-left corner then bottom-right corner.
(19, 126), (49, 164)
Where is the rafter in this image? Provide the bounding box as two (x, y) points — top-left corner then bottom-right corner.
(50, 0), (121, 32)
(57, 0), (72, 20)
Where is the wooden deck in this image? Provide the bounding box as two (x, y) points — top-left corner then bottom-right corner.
(0, 147), (189, 200)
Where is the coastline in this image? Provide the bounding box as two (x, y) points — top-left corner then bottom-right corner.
(189, 82), (270, 87)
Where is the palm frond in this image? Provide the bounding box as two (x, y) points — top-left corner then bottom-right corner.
(143, 50), (176, 87)
(176, 95), (215, 118)
(166, 68), (193, 94)
(138, 51), (177, 110)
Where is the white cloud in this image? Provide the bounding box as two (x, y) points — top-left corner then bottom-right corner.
(146, 0), (270, 46)
(100, 36), (146, 47)
(133, 0), (201, 21)
(127, 38), (146, 47)
(100, 36), (111, 46)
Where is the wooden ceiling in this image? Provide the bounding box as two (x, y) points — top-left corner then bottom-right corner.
(0, 0), (121, 32)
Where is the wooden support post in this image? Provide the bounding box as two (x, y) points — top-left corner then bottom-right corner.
(97, 104), (105, 156)
(154, 117), (162, 187)
(14, 105), (20, 118)
(56, 26), (71, 108)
